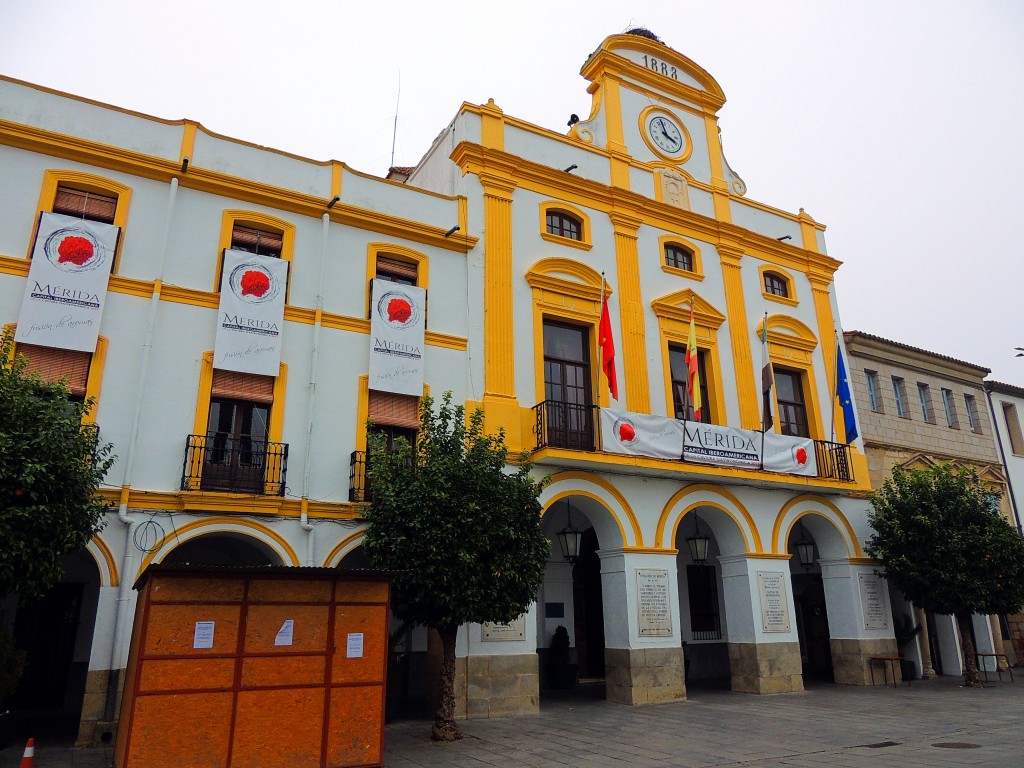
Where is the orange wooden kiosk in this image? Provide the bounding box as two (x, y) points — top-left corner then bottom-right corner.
(114, 564), (391, 768)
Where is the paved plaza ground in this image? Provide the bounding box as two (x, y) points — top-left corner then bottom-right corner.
(2, 676), (1021, 767)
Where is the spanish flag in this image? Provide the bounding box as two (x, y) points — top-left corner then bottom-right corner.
(686, 298), (702, 421)
(599, 288), (618, 400)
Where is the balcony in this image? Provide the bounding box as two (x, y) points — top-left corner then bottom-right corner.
(181, 434), (288, 496)
(533, 400), (855, 483)
(349, 450), (369, 503)
(533, 400), (599, 452)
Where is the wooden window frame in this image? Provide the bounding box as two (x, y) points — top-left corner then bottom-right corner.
(758, 265), (798, 307)
(538, 202), (592, 251)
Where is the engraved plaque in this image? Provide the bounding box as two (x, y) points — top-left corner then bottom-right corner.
(859, 573), (889, 630)
(482, 615), (526, 641)
(637, 568), (673, 637)
(757, 571), (791, 633)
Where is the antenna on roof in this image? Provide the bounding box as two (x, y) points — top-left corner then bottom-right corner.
(391, 72), (401, 169)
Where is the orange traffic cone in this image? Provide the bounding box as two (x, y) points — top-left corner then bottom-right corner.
(19, 737), (34, 768)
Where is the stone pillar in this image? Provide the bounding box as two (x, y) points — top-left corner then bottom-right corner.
(820, 560), (899, 685)
(719, 555), (803, 694)
(914, 606), (936, 677)
(600, 550), (686, 705)
(462, 602), (540, 718)
(988, 615), (1010, 671)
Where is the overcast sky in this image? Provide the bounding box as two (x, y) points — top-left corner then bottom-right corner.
(3, 1), (1022, 383)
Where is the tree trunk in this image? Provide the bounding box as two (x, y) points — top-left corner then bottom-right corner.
(956, 613), (983, 688)
(431, 623), (462, 741)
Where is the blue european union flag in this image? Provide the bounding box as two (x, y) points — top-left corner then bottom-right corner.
(836, 344), (858, 443)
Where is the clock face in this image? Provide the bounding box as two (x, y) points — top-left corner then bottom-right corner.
(645, 112), (687, 158)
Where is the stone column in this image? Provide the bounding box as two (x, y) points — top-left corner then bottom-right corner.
(600, 550), (686, 705)
(463, 602), (541, 718)
(820, 560), (899, 685)
(914, 606), (936, 677)
(719, 555), (803, 693)
(988, 615), (1010, 671)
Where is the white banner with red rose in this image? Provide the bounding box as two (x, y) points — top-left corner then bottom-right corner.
(762, 432), (818, 476)
(600, 408), (683, 459)
(213, 249), (289, 376)
(682, 422), (763, 469)
(368, 281), (426, 396)
(15, 212), (119, 352)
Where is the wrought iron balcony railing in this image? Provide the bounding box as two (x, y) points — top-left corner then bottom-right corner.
(533, 399), (598, 452)
(349, 450), (369, 503)
(813, 439), (855, 483)
(181, 434), (288, 496)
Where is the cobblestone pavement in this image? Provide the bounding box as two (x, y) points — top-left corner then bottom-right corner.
(2, 676), (1021, 767)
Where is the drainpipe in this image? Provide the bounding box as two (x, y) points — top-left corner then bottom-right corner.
(103, 177), (179, 721)
(298, 213), (331, 565)
(985, 385), (1022, 534)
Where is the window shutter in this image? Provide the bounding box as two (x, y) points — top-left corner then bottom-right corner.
(53, 186), (117, 224)
(16, 343), (91, 397)
(230, 225), (283, 257)
(211, 369), (275, 403)
(368, 390), (420, 428)
(376, 256), (418, 282)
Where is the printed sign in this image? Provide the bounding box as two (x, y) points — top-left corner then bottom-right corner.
(482, 616), (526, 641)
(757, 572), (791, 633)
(859, 573), (889, 630)
(368, 280), (426, 396)
(274, 619), (295, 646)
(683, 422), (762, 469)
(213, 249), (288, 376)
(637, 569), (673, 637)
(346, 632), (364, 658)
(15, 212), (119, 352)
(601, 408), (684, 459)
(193, 620), (216, 649)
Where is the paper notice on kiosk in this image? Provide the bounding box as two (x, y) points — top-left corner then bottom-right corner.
(274, 619), (295, 646)
(346, 632), (364, 658)
(193, 621), (215, 649)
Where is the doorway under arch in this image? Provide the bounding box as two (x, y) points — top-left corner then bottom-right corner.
(787, 516), (835, 681)
(161, 532), (281, 566)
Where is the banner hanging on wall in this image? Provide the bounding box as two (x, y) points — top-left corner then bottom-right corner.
(600, 408), (683, 459)
(368, 280), (426, 396)
(762, 432), (818, 476)
(15, 212), (119, 352)
(213, 249), (288, 376)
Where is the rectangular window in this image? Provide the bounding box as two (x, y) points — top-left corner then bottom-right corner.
(542, 320), (594, 450)
(669, 345), (711, 423)
(917, 383), (934, 423)
(941, 388), (959, 428)
(1003, 402), (1024, 455)
(964, 394), (981, 433)
(775, 368), (809, 438)
(52, 185), (117, 224)
(687, 565), (721, 641)
(892, 376), (909, 418)
(14, 343), (91, 402)
(375, 256), (418, 286)
(865, 370), (882, 412)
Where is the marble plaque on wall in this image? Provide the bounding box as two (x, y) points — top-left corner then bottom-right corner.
(757, 571), (791, 632)
(859, 573), (889, 630)
(637, 568), (673, 637)
(482, 616), (526, 641)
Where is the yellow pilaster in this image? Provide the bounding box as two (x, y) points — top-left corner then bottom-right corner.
(603, 79), (632, 189)
(609, 212), (648, 413)
(808, 269), (841, 440)
(703, 112), (732, 223)
(798, 208), (821, 253)
(480, 99), (505, 152)
(479, 172), (522, 446)
(718, 243), (758, 429)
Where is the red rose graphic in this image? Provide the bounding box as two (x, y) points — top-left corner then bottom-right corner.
(240, 270), (271, 298)
(795, 447), (808, 465)
(618, 422), (636, 442)
(57, 235), (94, 266)
(387, 297), (412, 324)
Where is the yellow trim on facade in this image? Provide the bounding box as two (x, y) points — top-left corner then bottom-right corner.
(773, 494), (864, 558)
(324, 530), (368, 568)
(656, 483), (762, 552)
(718, 243), (759, 429)
(546, 472), (643, 548)
(87, 535), (120, 587)
(139, 516), (301, 571)
(610, 212), (649, 412)
(179, 121), (198, 165)
(759, 265), (799, 307)
(364, 242), (431, 317)
(81, 336), (108, 425)
(32, 169), (133, 273)
(96, 486), (363, 519)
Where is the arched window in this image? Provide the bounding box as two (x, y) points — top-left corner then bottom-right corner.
(664, 243), (693, 272)
(546, 210), (582, 241)
(763, 272), (789, 298)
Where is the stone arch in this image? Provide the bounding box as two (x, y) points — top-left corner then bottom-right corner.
(541, 472), (640, 549)
(140, 518), (300, 570)
(86, 535), (119, 587)
(772, 495), (862, 560)
(656, 483), (761, 554)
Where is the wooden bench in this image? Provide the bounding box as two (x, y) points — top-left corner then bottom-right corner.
(976, 653), (1014, 683)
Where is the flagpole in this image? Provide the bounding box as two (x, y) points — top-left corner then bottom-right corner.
(830, 330), (839, 443)
(760, 312), (768, 470)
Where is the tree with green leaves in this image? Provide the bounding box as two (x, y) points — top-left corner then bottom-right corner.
(363, 392), (549, 741)
(866, 464), (1024, 687)
(0, 332), (116, 599)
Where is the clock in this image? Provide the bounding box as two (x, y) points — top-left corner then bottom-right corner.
(641, 109), (690, 161)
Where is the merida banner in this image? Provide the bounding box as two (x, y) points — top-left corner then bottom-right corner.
(683, 422), (761, 469)
(213, 249), (288, 376)
(368, 280), (426, 396)
(600, 408), (684, 459)
(15, 212), (119, 352)
(763, 432), (818, 476)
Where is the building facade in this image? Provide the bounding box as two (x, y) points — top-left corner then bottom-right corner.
(843, 330), (1017, 676)
(2, 32), (897, 746)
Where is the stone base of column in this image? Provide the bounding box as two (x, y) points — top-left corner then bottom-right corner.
(605, 647), (686, 705)
(74, 669), (118, 747)
(830, 638), (900, 685)
(465, 654), (540, 718)
(728, 642), (804, 694)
